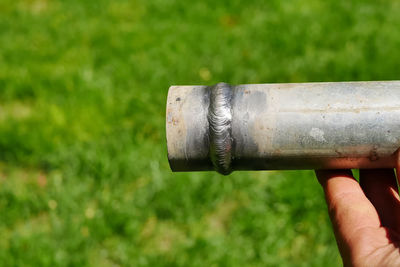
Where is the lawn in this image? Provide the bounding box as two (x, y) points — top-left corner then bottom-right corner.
(1, 0), (400, 266)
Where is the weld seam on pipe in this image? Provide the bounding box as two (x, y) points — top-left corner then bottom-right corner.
(208, 83), (233, 174)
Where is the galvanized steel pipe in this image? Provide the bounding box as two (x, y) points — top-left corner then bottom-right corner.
(166, 81), (400, 175)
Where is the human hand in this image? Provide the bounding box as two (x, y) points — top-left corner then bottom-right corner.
(316, 169), (400, 267)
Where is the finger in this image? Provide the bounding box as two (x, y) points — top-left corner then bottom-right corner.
(359, 169), (400, 231)
(316, 170), (380, 260)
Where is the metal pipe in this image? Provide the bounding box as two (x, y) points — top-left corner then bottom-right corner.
(166, 81), (400, 175)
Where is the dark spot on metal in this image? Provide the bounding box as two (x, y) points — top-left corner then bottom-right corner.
(335, 149), (343, 157)
(369, 146), (379, 161)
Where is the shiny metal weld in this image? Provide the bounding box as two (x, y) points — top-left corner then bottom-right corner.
(208, 83), (233, 174)
(166, 81), (400, 175)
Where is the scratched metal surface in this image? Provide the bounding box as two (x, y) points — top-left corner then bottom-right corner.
(166, 85), (212, 171)
(166, 81), (400, 174)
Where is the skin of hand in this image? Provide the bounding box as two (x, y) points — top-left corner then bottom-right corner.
(316, 168), (400, 267)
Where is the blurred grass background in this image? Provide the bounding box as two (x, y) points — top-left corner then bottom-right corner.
(1, 0), (400, 266)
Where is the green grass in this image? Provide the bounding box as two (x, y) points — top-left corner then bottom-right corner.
(1, 0), (400, 265)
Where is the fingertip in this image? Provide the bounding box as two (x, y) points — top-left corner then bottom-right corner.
(315, 169), (354, 186)
(315, 169), (380, 262)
